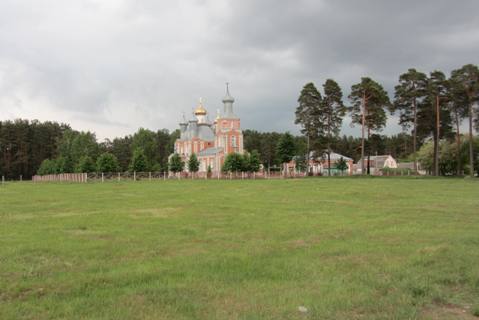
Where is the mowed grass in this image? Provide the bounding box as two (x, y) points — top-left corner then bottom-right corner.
(0, 178), (478, 320)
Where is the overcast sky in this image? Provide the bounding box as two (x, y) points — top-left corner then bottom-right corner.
(1, 0), (478, 140)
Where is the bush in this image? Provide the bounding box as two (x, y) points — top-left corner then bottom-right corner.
(169, 153), (184, 173)
(96, 153), (119, 172)
(75, 155), (96, 173)
(222, 153), (245, 173)
(37, 159), (57, 175)
(188, 153), (200, 173)
(381, 167), (413, 176)
(129, 148), (148, 172)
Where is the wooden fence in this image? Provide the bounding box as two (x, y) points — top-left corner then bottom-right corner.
(31, 170), (310, 183)
(32, 173), (88, 183)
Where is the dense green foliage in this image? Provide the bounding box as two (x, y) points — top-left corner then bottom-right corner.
(187, 153), (200, 173)
(0, 179), (478, 319)
(168, 153), (184, 173)
(0, 120), (178, 178)
(417, 137), (479, 176)
(335, 157), (348, 174)
(0, 119), (69, 179)
(295, 82), (322, 150)
(276, 132), (296, 165)
(96, 153), (119, 172)
(129, 148), (149, 172)
(247, 150), (261, 173)
(37, 159), (59, 175)
(75, 155), (96, 173)
(222, 153), (245, 173)
(243, 130), (417, 165)
(450, 64), (479, 177)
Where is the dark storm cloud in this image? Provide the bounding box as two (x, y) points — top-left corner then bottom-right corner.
(0, 0), (478, 139)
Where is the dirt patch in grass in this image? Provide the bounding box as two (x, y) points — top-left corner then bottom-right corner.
(421, 303), (476, 319)
(130, 207), (180, 218)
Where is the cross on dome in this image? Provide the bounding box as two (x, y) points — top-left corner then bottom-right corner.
(194, 97), (207, 115)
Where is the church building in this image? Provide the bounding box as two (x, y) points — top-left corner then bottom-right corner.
(173, 85), (244, 173)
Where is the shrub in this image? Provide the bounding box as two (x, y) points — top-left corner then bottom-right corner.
(37, 159), (56, 175)
(169, 153), (184, 173)
(188, 153), (200, 173)
(96, 153), (119, 172)
(129, 148), (148, 172)
(75, 155), (96, 173)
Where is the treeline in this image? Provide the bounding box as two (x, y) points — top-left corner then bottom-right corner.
(294, 64), (479, 176)
(0, 119), (70, 180)
(243, 130), (414, 166)
(1, 118), (418, 179)
(0, 119), (179, 179)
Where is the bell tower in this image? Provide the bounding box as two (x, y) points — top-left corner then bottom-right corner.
(215, 83), (243, 154)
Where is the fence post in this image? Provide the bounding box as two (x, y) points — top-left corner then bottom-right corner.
(20, 175), (22, 182)
(118, 172), (121, 182)
(164, 172), (166, 181)
(1, 176), (4, 185)
(149, 172), (152, 181)
(101, 172), (104, 183)
(134, 171), (136, 181)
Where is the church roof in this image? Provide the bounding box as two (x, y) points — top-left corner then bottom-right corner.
(198, 147), (224, 156)
(197, 124), (215, 141)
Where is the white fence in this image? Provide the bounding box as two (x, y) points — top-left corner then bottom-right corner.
(31, 170), (310, 183)
(32, 173), (88, 183)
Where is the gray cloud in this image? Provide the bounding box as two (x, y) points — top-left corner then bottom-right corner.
(0, 0), (478, 139)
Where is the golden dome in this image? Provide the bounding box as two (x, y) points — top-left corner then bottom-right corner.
(194, 104), (207, 115)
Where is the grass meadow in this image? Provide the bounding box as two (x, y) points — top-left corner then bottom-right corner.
(1, 177), (478, 319)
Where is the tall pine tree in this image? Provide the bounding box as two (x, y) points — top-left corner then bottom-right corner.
(393, 68), (428, 171)
(348, 77), (391, 174)
(416, 71), (453, 176)
(450, 64), (479, 177)
(321, 79), (346, 176)
(295, 83), (322, 170)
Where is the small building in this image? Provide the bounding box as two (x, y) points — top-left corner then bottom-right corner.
(288, 151), (354, 176)
(320, 152), (354, 176)
(358, 155), (397, 175)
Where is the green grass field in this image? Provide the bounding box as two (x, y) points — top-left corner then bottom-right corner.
(1, 178), (479, 319)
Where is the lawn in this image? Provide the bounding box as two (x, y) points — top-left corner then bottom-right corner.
(0, 178), (478, 319)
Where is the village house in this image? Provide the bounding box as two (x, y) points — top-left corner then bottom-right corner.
(288, 151), (354, 176)
(357, 155), (398, 175)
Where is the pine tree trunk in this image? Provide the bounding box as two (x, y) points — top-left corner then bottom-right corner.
(434, 95), (440, 176)
(469, 102), (474, 177)
(327, 151), (331, 177)
(368, 127), (376, 175)
(455, 110), (461, 176)
(413, 97), (418, 172)
(361, 93), (366, 174)
(328, 114), (331, 177)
